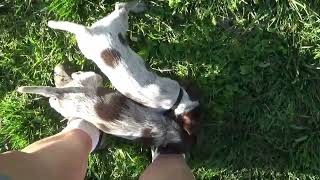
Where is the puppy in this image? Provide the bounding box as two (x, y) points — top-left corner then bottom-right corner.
(47, 1), (200, 135)
(18, 64), (193, 152)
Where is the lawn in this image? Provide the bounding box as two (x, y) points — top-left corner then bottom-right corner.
(1, 0), (320, 179)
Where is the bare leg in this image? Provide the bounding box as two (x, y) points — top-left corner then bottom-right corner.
(0, 129), (91, 180)
(139, 154), (195, 180)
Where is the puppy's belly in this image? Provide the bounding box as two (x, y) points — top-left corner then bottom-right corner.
(96, 54), (180, 110)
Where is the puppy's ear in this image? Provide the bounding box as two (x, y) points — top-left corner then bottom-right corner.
(180, 106), (201, 135)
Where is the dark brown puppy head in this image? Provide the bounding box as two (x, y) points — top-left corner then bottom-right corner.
(157, 79), (202, 153)
(179, 106), (201, 135)
(178, 79), (202, 136)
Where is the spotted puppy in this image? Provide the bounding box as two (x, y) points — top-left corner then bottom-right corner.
(18, 65), (193, 152)
(47, 1), (200, 135)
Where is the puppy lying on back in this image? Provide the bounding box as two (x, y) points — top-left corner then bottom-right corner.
(47, 1), (200, 135)
(18, 64), (193, 152)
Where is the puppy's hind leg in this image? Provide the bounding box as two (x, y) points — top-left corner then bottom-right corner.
(54, 64), (73, 88)
(113, 1), (147, 45)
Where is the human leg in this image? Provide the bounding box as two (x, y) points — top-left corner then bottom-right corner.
(139, 154), (195, 180)
(0, 119), (100, 180)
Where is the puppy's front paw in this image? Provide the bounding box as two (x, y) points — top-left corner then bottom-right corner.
(115, 1), (148, 13)
(131, 1), (148, 13)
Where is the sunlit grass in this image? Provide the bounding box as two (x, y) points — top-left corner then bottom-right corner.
(1, 0), (320, 179)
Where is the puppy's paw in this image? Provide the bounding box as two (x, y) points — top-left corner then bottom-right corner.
(54, 64), (73, 88)
(115, 1), (148, 13)
(130, 1), (148, 13)
(71, 71), (103, 88)
(47, 20), (57, 28)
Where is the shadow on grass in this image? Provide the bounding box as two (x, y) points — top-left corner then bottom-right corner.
(127, 2), (320, 178)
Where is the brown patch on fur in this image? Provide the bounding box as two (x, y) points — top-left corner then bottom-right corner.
(96, 87), (114, 97)
(142, 128), (152, 137)
(138, 128), (154, 145)
(118, 33), (128, 46)
(94, 93), (128, 121)
(100, 49), (122, 68)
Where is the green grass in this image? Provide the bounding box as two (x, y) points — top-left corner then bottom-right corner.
(1, 0), (320, 179)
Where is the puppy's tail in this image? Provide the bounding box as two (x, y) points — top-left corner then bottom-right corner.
(17, 86), (84, 97)
(48, 21), (89, 35)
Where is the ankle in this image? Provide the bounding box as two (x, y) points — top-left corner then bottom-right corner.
(64, 129), (92, 151)
(62, 119), (101, 152)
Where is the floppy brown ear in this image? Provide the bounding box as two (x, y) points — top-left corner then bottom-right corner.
(180, 106), (201, 135)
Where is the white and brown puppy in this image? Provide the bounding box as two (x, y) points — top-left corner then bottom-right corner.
(18, 65), (194, 152)
(47, 1), (201, 135)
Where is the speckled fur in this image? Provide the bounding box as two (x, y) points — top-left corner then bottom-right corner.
(18, 66), (189, 148)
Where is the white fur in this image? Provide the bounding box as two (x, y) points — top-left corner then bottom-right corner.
(47, 1), (199, 115)
(18, 69), (183, 146)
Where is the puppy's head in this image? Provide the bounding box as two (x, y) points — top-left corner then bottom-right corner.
(178, 105), (201, 135)
(178, 79), (202, 135)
